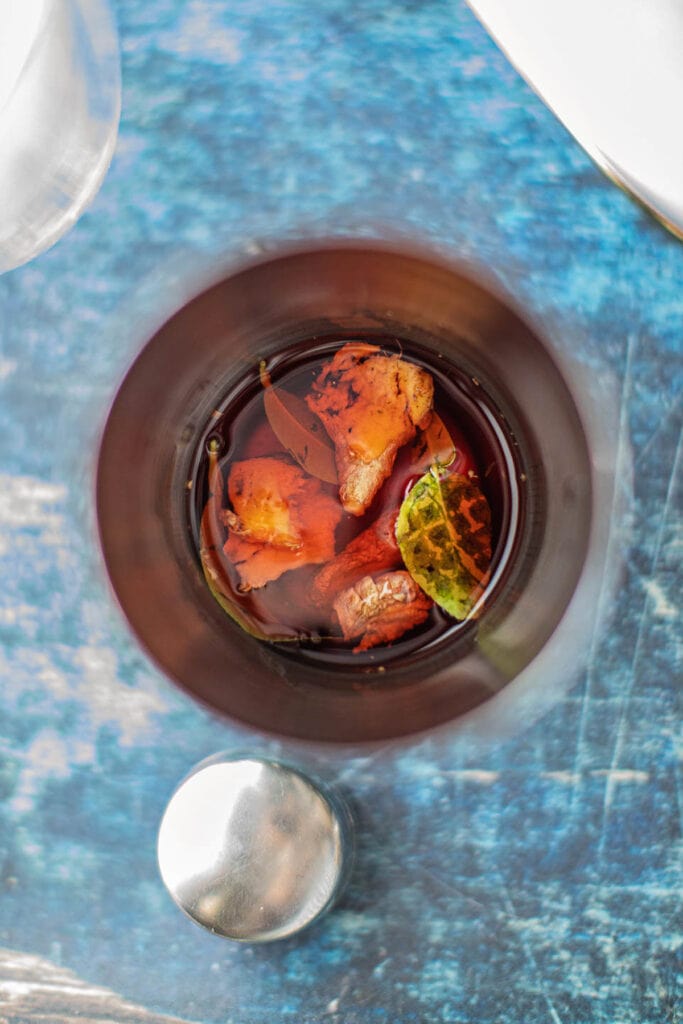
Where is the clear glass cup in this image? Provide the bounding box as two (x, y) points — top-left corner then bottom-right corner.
(0, 0), (120, 273)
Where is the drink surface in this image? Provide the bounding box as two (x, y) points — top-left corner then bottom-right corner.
(189, 338), (515, 667)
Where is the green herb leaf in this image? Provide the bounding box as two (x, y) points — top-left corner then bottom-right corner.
(260, 361), (338, 484)
(396, 467), (492, 620)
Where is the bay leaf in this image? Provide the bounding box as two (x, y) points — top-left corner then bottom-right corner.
(411, 412), (457, 471)
(396, 466), (492, 620)
(260, 361), (338, 484)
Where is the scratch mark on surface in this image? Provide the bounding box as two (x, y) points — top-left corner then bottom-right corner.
(570, 332), (635, 816)
(643, 578), (678, 619)
(541, 770), (649, 784)
(673, 755), (683, 852)
(334, 741), (402, 784)
(598, 424), (682, 859)
(541, 771), (579, 784)
(324, 975), (351, 1017)
(591, 769), (649, 783)
(442, 769), (499, 784)
(415, 865), (488, 912)
(497, 879), (565, 1024)
(634, 394), (682, 468)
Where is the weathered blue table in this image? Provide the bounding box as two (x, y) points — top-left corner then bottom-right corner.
(0, 1), (680, 1021)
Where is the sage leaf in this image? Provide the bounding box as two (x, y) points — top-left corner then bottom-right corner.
(396, 466), (492, 620)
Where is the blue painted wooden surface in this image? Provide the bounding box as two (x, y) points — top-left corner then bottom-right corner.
(0, 1), (680, 1021)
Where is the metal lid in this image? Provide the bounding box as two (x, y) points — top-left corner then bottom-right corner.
(157, 755), (351, 942)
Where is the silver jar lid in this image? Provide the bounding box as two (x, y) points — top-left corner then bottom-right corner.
(157, 755), (352, 942)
